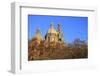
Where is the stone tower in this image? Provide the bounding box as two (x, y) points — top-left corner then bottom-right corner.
(57, 23), (64, 42)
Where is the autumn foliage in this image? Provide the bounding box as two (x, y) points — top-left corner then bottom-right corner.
(28, 38), (88, 61)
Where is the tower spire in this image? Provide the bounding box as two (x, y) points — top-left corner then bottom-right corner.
(36, 27), (40, 34)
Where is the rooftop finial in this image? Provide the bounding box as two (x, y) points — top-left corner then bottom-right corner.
(50, 22), (54, 28)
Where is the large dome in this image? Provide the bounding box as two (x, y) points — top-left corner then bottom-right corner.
(48, 23), (57, 35)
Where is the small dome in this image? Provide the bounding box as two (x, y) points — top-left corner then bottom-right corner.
(34, 28), (42, 41)
(34, 33), (42, 40)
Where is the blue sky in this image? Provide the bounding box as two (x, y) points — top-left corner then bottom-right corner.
(28, 15), (88, 43)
